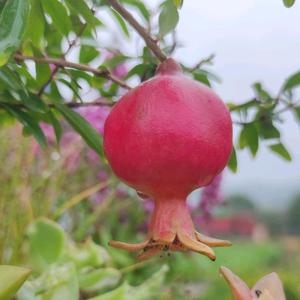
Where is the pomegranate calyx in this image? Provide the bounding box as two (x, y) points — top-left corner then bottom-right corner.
(109, 229), (231, 261)
(109, 197), (231, 261)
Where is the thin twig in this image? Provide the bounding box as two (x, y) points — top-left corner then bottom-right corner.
(14, 54), (132, 89)
(54, 180), (110, 219)
(232, 101), (298, 125)
(37, 23), (89, 97)
(107, 0), (167, 62)
(120, 260), (155, 274)
(190, 54), (215, 72)
(169, 31), (178, 55)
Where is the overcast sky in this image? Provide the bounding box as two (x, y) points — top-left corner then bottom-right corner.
(166, 0), (300, 208)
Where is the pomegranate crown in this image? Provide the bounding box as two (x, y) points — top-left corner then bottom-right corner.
(155, 58), (182, 76)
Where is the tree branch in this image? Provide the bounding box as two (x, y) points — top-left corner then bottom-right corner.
(37, 23), (89, 97)
(14, 54), (132, 90)
(0, 99), (114, 111)
(107, 0), (167, 62)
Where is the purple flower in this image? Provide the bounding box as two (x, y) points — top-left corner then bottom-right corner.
(77, 105), (110, 135)
(199, 173), (224, 220)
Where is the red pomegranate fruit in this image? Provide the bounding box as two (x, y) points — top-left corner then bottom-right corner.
(104, 58), (233, 261)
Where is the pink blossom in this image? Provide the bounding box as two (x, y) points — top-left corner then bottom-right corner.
(103, 51), (128, 79)
(112, 64), (127, 78)
(77, 105), (110, 135)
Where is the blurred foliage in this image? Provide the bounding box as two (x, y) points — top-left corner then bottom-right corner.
(286, 194), (300, 234)
(0, 265), (31, 299)
(283, 0), (296, 7)
(15, 218), (169, 300)
(225, 194), (256, 212)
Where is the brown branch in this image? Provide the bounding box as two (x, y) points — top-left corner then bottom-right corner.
(14, 54), (132, 90)
(0, 99), (114, 111)
(107, 0), (167, 62)
(58, 99), (115, 108)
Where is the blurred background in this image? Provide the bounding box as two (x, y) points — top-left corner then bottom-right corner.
(1, 0), (300, 299)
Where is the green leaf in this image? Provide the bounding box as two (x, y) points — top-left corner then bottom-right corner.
(173, 0), (184, 8)
(294, 106), (300, 120)
(41, 0), (72, 37)
(0, 65), (25, 91)
(257, 121), (280, 139)
(103, 54), (128, 71)
(0, 0), (30, 66)
(142, 46), (157, 64)
(269, 143), (292, 161)
(23, 93), (47, 112)
(227, 147), (237, 173)
(79, 45), (99, 64)
(47, 109), (62, 144)
(0, 265), (31, 300)
(91, 265), (169, 300)
(19, 263), (79, 300)
(239, 123), (259, 157)
(228, 99), (257, 112)
(283, 0), (296, 7)
(34, 54), (51, 87)
(54, 103), (103, 157)
(111, 9), (130, 38)
(0, 110), (15, 126)
(282, 71), (300, 91)
(193, 70), (211, 87)
(126, 63), (156, 81)
(79, 268), (121, 293)
(33, 47), (51, 89)
(27, 218), (66, 270)
(159, 0), (179, 37)
(252, 82), (273, 104)
(58, 78), (82, 102)
(24, 0), (45, 49)
(122, 0), (150, 21)
(68, 69), (93, 84)
(65, 0), (100, 27)
(0, 103), (47, 147)
(66, 240), (110, 270)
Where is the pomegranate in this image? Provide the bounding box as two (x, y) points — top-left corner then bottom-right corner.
(104, 58), (232, 260)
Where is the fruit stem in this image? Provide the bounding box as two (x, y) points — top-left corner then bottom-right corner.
(156, 58), (182, 76)
(149, 197), (194, 243)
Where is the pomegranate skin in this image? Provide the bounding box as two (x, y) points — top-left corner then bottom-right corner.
(104, 58), (233, 260)
(104, 59), (232, 199)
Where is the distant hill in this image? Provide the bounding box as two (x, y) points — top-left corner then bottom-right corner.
(223, 179), (300, 211)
